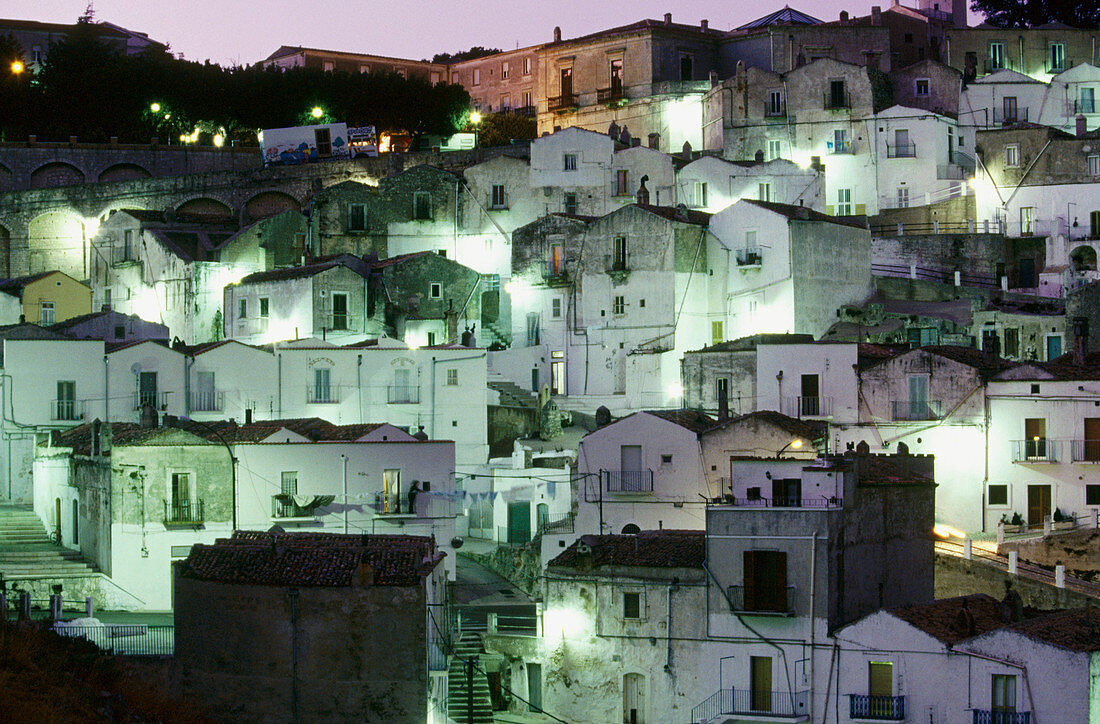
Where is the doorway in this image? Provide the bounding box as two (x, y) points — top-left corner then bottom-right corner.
(54, 497), (61, 542)
(527, 663), (542, 713)
(800, 374), (819, 416)
(1027, 484), (1051, 528)
(507, 501), (531, 544)
(1087, 418), (1100, 461)
(623, 672), (645, 724)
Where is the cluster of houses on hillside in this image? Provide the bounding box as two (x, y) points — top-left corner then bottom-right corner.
(9, 2), (1100, 722)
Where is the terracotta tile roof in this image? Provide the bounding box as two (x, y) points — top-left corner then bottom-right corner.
(0, 271), (56, 296)
(549, 530), (705, 570)
(850, 453), (934, 486)
(548, 17), (724, 48)
(0, 323), (74, 341)
(742, 199), (868, 229)
(690, 333), (817, 353)
(1002, 608), (1100, 652)
(172, 417), (394, 443)
(49, 423), (211, 455)
(706, 410), (827, 441)
(1031, 352), (1100, 381)
(888, 594), (1007, 645)
(634, 203), (712, 226)
(644, 409), (716, 434)
(179, 531), (442, 587)
(236, 254), (367, 285)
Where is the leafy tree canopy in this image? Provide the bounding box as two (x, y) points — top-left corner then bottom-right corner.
(429, 47), (502, 64)
(475, 111), (537, 148)
(969, 0), (1100, 28)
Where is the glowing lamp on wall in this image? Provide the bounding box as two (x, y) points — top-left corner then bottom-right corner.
(543, 605), (586, 641)
(10, 60), (23, 74)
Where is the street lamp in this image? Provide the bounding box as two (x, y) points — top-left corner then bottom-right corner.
(150, 102), (161, 113)
(10, 60), (23, 74)
(311, 106), (324, 120)
(775, 439), (804, 459)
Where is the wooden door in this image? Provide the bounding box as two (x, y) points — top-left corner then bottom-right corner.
(1086, 418), (1100, 461)
(623, 672), (645, 724)
(750, 656), (772, 712)
(1027, 484), (1051, 528)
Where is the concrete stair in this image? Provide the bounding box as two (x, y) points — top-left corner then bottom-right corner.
(447, 632), (495, 724)
(488, 373), (538, 410)
(0, 506), (98, 580)
(482, 320), (511, 348)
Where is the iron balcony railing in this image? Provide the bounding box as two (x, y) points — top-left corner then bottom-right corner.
(272, 495), (315, 519)
(536, 511), (576, 535)
(1072, 440), (1100, 462)
(510, 105), (536, 117)
(544, 259), (567, 279)
(51, 399), (85, 422)
(721, 496), (842, 509)
(1077, 99), (1097, 114)
(887, 142), (917, 158)
(1012, 439), (1058, 463)
(164, 499), (203, 524)
(133, 391), (168, 411)
(372, 491), (412, 515)
(736, 247), (762, 266)
(972, 711), (1031, 724)
(850, 694), (906, 720)
(54, 624), (174, 656)
(691, 688), (809, 721)
(764, 100), (787, 117)
(785, 395), (832, 418)
(597, 85), (624, 104)
(387, 385), (420, 404)
(891, 399), (943, 421)
(307, 385), (341, 404)
(190, 390), (224, 412)
(825, 89), (851, 110)
(602, 469), (654, 492)
(726, 584), (796, 615)
(548, 93), (577, 111)
(829, 139), (853, 154)
(993, 107), (1028, 124)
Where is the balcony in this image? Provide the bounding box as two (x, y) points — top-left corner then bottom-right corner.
(829, 139), (853, 154)
(548, 93), (577, 111)
(272, 495), (316, 520)
(850, 694), (906, 721)
(51, 399), (85, 422)
(510, 105), (536, 117)
(1071, 440), (1100, 462)
(891, 399), (942, 421)
(1076, 99), (1096, 114)
(133, 392), (168, 411)
(602, 469), (654, 493)
(824, 90), (851, 110)
(190, 390), (224, 412)
(1012, 439), (1058, 463)
(736, 247), (762, 266)
(785, 395), (832, 418)
(972, 711), (1031, 724)
(306, 385), (341, 404)
(692, 688), (809, 721)
(726, 584), (796, 615)
(887, 142), (917, 158)
(371, 491), (413, 515)
(993, 107), (1028, 125)
(597, 85), (624, 104)
(543, 259), (568, 282)
(764, 100), (787, 117)
(719, 495), (842, 509)
(164, 499), (203, 525)
(387, 385), (420, 404)
(536, 511), (576, 535)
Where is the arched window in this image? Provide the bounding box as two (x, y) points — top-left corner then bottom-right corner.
(621, 523), (641, 535)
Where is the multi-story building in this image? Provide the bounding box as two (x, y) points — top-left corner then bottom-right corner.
(0, 18), (164, 71)
(450, 47), (540, 115)
(675, 156), (824, 212)
(0, 271), (92, 326)
(261, 45), (446, 83)
(944, 25), (1100, 82)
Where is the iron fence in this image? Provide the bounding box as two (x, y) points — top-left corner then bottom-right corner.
(53, 623), (174, 656)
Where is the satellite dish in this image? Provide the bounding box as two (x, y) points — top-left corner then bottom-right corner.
(130, 363), (142, 375)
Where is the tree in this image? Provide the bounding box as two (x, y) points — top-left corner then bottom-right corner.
(430, 46), (502, 64)
(475, 111), (537, 148)
(970, 0), (1100, 28)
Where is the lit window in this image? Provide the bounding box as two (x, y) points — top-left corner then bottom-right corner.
(360, 64), (370, 74)
(563, 153), (577, 171)
(523, 57), (531, 75)
(990, 42), (1006, 70)
(446, 369), (459, 386)
(1050, 42), (1066, 72)
(322, 60), (334, 72)
(758, 183), (772, 202)
(1005, 144), (1020, 168)
(501, 61), (509, 79)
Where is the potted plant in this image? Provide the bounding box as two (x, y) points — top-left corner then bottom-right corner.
(1052, 508), (1075, 530)
(1001, 512), (1024, 533)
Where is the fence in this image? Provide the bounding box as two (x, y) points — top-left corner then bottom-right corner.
(53, 623), (174, 656)
(871, 262), (1001, 289)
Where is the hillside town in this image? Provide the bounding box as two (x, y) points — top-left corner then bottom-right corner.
(6, 2), (1100, 722)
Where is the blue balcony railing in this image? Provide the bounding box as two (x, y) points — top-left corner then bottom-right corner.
(850, 694), (906, 720)
(972, 710), (1031, 724)
(601, 469), (653, 492)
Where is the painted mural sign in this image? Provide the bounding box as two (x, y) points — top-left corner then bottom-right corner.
(260, 123), (350, 166)
(348, 126), (379, 157)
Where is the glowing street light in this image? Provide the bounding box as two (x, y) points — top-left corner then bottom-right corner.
(775, 439), (804, 458)
(469, 111), (482, 125)
(311, 106), (324, 119)
(10, 60), (23, 74)
(150, 102), (162, 113)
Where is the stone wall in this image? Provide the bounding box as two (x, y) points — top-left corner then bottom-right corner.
(998, 528), (1100, 581)
(935, 553), (1096, 609)
(487, 405), (539, 459)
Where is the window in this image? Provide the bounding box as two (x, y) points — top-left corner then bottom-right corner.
(612, 236), (627, 271)
(833, 129), (849, 153)
(623, 591), (642, 619)
(429, 282), (442, 299)
(526, 312), (540, 346)
(988, 484), (1009, 506)
(1082, 87), (1096, 114)
(837, 188), (852, 215)
(1088, 485), (1100, 505)
(473, 68), (481, 85)
(990, 42), (1006, 70)
(491, 184), (506, 208)
(113, 325), (124, 340)
(868, 662), (894, 699)
(55, 380), (76, 421)
(609, 58), (624, 96)
(712, 321), (724, 345)
(992, 674), (1016, 714)
(312, 367), (333, 403)
(1092, 210), (1100, 239)
(1020, 206), (1035, 235)
(395, 67), (407, 79)
(767, 139), (782, 160)
(758, 183), (772, 202)
(437, 249), (447, 258)
(1050, 42), (1066, 71)
(382, 469), (402, 513)
(915, 78), (930, 96)
(1005, 144), (1020, 167)
(523, 57), (531, 75)
(616, 169), (629, 196)
(322, 60), (334, 72)
(548, 241), (564, 275)
(1090, 156), (1100, 176)
(1004, 327), (1019, 357)
(522, 91), (532, 109)
(138, 371), (158, 409)
(275, 471), (299, 518)
(348, 203), (367, 231)
(1047, 335), (1062, 360)
(1024, 418), (1047, 458)
(500, 93), (510, 110)
(314, 127), (332, 157)
(716, 377), (729, 404)
(694, 181), (708, 207)
(238, 298), (247, 319)
(413, 192), (432, 220)
(169, 472), (194, 520)
(563, 153), (577, 171)
(1002, 96), (1018, 123)
(828, 79), (847, 108)
(501, 61), (510, 79)
(897, 187), (909, 208)
(679, 54), (693, 81)
(360, 64), (370, 74)
(331, 292), (348, 331)
(767, 89), (784, 116)
(39, 302), (54, 325)
(446, 368), (458, 386)
(892, 128), (913, 157)
(122, 229), (135, 261)
(563, 193), (578, 215)
(612, 295), (625, 315)
(259, 297), (269, 319)
(743, 550), (787, 612)
(193, 371), (216, 411)
(661, 454), (673, 464)
(551, 297), (562, 318)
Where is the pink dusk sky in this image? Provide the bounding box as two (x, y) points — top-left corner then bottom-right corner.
(5, 1), (983, 67)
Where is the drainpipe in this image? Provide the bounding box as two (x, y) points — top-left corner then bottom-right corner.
(103, 355), (110, 421)
(356, 354), (363, 421)
(288, 588), (301, 724)
(808, 530), (817, 723)
(276, 344), (282, 418)
(341, 454), (348, 534)
(184, 355), (194, 418)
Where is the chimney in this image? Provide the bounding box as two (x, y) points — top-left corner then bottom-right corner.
(245, 407), (254, 425)
(553, 26), (561, 42)
(664, 12), (673, 24)
(445, 308), (459, 344)
(92, 419), (102, 457)
(701, 19), (709, 31)
(871, 6), (882, 24)
(139, 404), (158, 429)
(100, 303), (111, 312)
(647, 132), (660, 149)
(682, 140), (692, 159)
(754, 149), (765, 162)
(355, 560), (376, 587)
(635, 175), (650, 205)
(839, 10), (849, 23)
(1077, 114), (1088, 138)
(1073, 316), (1089, 365)
(718, 391), (729, 421)
(709, 69), (719, 88)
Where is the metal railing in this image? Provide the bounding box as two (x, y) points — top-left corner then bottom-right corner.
(164, 499), (204, 524)
(1071, 440), (1100, 462)
(887, 142), (917, 158)
(764, 100), (787, 117)
(597, 86), (624, 104)
(387, 385), (420, 404)
(1011, 439), (1058, 463)
(736, 247), (762, 266)
(1077, 99), (1097, 114)
(190, 390), (223, 412)
(850, 694), (906, 720)
(692, 688), (809, 720)
(133, 392), (168, 411)
(272, 495), (316, 519)
(54, 624), (174, 656)
(972, 711), (1031, 724)
(825, 90), (851, 110)
(891, 399), (943, 421)
(726, 584), (796, 614)
(548, 93), (576, 111)
(372, 491), (411, 515)
(536, 511), (576, 536)
(718, 496), (842, 509)
(785, 396), (832, 418)
(829, 139), (853, 154)
(602, 469), (654, 492)
(544, 259), (567, 279)
(993, 107), (1028, 124)
(871, 262), (999, 289)
(488, 612), (540, 637)
(306, 385), (341, 404)
(51, 399), (84, 422)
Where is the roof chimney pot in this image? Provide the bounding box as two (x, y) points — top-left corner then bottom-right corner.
(664, 12), (672, 24)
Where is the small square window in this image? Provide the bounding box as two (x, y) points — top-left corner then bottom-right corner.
(639, 299), (645, 308)
(113, 325), (125, 339)
(446, 369), (459, 386)
(563, 153), (577, 171)
(661, 454), (672, 464)
(623, 591), (641, 619)
(1005, 144), (1020, 168)
(429, 282), (442, 299)
(988, 484), (1009, 506)
(915, 78), (930, 96)
(1088, 485), (1100, 506)
(1031, 383), (1041, 394)
(747, 487), (762, 500)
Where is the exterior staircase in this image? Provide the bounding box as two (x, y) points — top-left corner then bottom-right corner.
(482, 320), (512, 348)
(0, 506), (98, 582)
(446, 632), (494, 724)
(488, 373), (539, 410)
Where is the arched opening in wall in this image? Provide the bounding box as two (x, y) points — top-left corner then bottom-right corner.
(621, 523), (640, 535)
(27, 211), (84, 276)
(98, 163), (152, 183)
(176, 197), (234, 222)
(623, 673), (646, 724)
(1071, 245), (1097, 272)
(30, 162), (85, 189)
(244, 191), (299, 222)
(0, 163), (13, 192)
